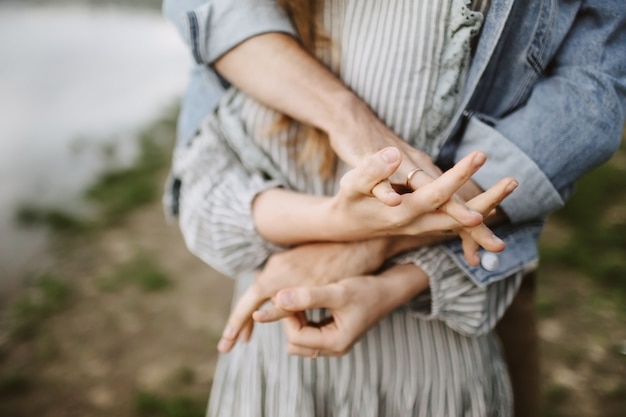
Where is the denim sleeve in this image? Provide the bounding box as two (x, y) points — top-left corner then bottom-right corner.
(162, 0), (297, 65)
(455, 0), (626, 223)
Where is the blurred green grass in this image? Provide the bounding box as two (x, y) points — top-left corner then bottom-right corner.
(540, 138), (626, 303)
(97, 253), (171, 292)
(9, 274), (72, 340)
(134, 391), (205, 417)
(539, 130), (626, 417)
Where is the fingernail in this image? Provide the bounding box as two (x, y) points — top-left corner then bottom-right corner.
(491, 234), (504, 246)
(469, 209), (482, 218)
(472, 152), (486, 167)
(222, 326), (235, 339)
(254, 310), (268, 320)
(380, 147), (399, 163)
(217, 339), (230, 353)
(277, 290), (294, 307)
(506, 180), (519, 193)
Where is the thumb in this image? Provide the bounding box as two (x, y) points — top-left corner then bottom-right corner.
(342, 147), (401, 196)
(275, 285), (346, 311)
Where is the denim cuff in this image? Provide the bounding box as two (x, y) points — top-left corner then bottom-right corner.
(442, 221), (542, 287)
(455, 116), (564, 223)
(196, 0), (297, 64)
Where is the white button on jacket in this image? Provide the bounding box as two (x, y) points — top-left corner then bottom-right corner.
(480, 252), (500, 271)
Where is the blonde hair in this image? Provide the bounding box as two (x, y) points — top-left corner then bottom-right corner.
(275, 0), (336, 178)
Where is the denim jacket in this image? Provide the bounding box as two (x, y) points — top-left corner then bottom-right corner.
(162, 0), (626, 286)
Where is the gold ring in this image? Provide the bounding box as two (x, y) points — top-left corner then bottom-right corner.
(406, 168), (424, 191)
(311, 349), (320, 359)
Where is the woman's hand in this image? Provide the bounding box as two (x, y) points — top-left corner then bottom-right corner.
(252, 147), (513, 255)
(260, 263), (429, 357)
(329, 147), (516, 250)
(217, 239), (390, 353)
(327, 102), (510, 266)
(327, 96), (477, 208)
(252, 176), (516, 331)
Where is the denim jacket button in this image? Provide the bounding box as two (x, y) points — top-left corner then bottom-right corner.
(480, 252), (500, 271)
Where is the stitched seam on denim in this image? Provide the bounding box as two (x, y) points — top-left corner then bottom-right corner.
(527, 0), (555, 72)
(500, 1), (555, 116)
(186, 11), (203, 65)
(498, 69), (539, 116)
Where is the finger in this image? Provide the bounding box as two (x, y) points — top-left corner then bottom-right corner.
(438, 177), (518, 238)
(282, 314), (336, 351)
(416, 209), (506, 254)
(406, 152), (486, 216)
(286, 343), (337, 358)
(461, 178), (518, 252)
(274, 285), (347, 312)
(217, 284), (267, 353)
(439, 197), (484, 227)
(460, 230), (480, 266)
(466, 178), (518, 217)
(372, 179), (402, 206)
(239, 320), (254, 342)
(253, 304), (295, 323)
(282, 315), (330, 357)
(341, 147), (402, 197)
(464, 223), (506, 253)
(458, 178), (519, 255)
(408, 178), (518, 255)
(282, 313), (355, 355)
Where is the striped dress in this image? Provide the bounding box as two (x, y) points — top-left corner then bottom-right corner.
(173, 0), (522, 416)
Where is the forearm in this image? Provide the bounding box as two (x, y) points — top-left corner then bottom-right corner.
(214, 32), (427, 171)
(251, 179), (493, 247)
(252, 188), (337, 245)
(375, 263), (431, 312)
(214, 33), (357, 138)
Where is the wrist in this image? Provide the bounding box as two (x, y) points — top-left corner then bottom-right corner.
(382, 235), (437, 260)
(378, 264), (429, 309)
(253, 188), (341, 244)
(324, 193), (366, 241)
(354, 238), (390, 273)
(321, 89), (366, 134)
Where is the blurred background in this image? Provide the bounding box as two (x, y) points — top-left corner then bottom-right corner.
(0, 1), (624, 416)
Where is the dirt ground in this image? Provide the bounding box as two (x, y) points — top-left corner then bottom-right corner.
(0, 188), (624, 417)
(0, 198), (233, 417)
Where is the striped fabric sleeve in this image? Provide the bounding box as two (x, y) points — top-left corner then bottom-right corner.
(391, 246), (522, 336)
(174, 116), (287, 278)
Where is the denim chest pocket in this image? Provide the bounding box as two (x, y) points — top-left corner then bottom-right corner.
(495, 0), (560, 116)
(526, 0), (558, 74)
